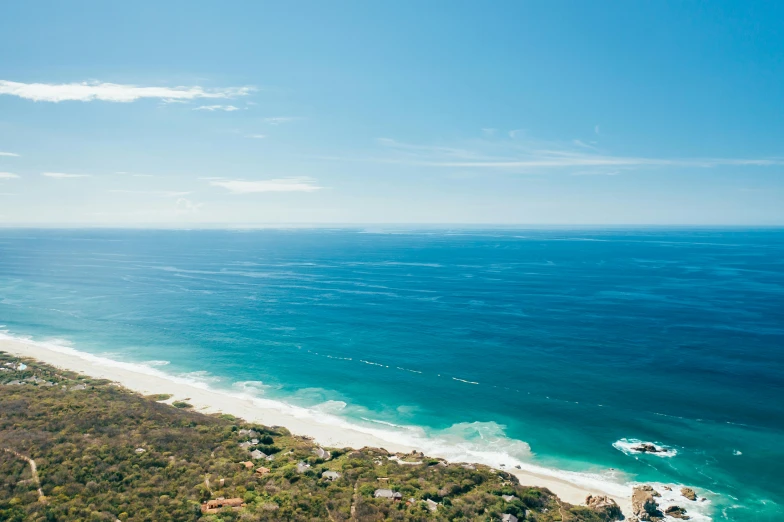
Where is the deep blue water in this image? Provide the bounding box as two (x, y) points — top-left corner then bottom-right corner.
(0, 228), (782, 520)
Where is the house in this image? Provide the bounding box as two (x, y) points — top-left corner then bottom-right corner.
(374, 489), (402, 501)
(501, 514), (518, 522)
(425, 499), (439, 512)
(296, 461), (311, 473)
(502, 494), (517, 502)
(200, 497), (245, 514)
(313, 447), (331, 460)
(255, 466), (270, 477)
(250, 449), (267, 460)
(239, 461), (254, 470)
(322, 470), (341, 481)
(238, 429), (259, 437)
(134, 448), (146, 454)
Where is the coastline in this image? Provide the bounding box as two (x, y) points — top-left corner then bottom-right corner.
(0, 335), (633, 514)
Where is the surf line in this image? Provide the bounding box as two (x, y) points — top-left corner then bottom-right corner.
(452, 377), (479, 385)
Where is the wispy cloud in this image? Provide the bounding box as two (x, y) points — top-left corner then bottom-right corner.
(0, 172), (20, 179)
(262, 117), (299, 125)
(42, 172), (91, 178)
(209, 177), (322, 194)
(245, 134), (267, 139)
(0, 80), (254, 103)
(0, 151), (20, 157)
(573, 139), (598, 151)
(376, 137), (500, 161)
(368, 137), (784, 172)
(571, 170), (621, 176)
(116, 172), (154, 177)
(193, 105), (240, 112)
(109, 190), (191, 197)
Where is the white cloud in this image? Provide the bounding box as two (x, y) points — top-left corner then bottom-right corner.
(176, 198), (203, 213)
(209, 177), (322, 194)
(193, 105), (240, 112)
(0, 80), (253, 103)
(0, 172), (20, 179)
(42, 172), (91, 178)
(595, 125), (600, 134)
(0, 151), (19, 157)
(245, 134), (267, 139)
(481, 128), (497, 137)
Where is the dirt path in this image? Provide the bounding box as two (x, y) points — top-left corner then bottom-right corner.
(350, 481), (359, 520)
(2, 448), (46, 502)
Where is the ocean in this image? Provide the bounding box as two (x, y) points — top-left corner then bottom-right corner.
(0, 227), (781, 521)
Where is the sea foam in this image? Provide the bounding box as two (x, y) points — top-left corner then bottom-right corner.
(613, 438), (678, 458)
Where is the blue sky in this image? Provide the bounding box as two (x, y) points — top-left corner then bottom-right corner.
(1, 1), (783, 225)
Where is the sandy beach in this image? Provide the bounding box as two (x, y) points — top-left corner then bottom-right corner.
(0, 335), (633, 514)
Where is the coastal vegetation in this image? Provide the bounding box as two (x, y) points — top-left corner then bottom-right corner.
(0, 352), (615, 521)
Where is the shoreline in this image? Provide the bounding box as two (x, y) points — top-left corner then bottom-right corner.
(0, 335), (633, 514)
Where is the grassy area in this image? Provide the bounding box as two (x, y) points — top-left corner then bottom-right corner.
(0, 352), (613, 522)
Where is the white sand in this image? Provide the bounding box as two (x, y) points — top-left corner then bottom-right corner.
(1, 336), (632, 514)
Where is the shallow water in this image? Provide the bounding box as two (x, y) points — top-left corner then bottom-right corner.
(0, 228), (782, 520)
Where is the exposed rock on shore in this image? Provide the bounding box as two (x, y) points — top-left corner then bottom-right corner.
(680, 487), (697, 501)
(665, 505), (690, 519)
(631, 485), (663, 521)
(628, 484), (700, 521)
(585, 495), (622, 521)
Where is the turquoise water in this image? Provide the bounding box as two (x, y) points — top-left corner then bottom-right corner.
(0, 228), (782, 520)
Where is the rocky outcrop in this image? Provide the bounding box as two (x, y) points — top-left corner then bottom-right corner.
(665, 505), (690, 519)
(629, 443), (673, 455)
(631, 486), (663, 521)
(680, 487), (697, 501)
(585, 495), (623, 521)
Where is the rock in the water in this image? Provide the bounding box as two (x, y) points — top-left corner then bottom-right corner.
(632, 485), (663, 521)
(632, 443), (660, 453)
(665, 505), (690, 519)
(680, 487), (697, 501)
(585, 495), (623, 521)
